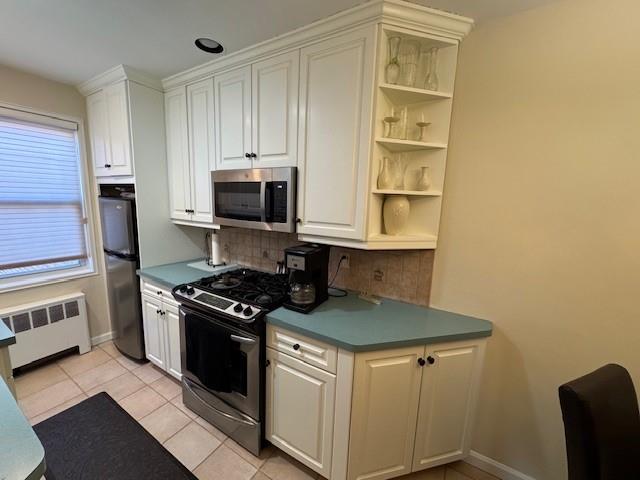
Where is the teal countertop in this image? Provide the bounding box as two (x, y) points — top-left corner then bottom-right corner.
(137, 259), (237, 289)
(267, 293), (492, 352)
(0, 378), (45, 480)
(0, 321), (16, 348)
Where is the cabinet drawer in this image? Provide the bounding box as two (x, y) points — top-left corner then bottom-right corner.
(267, 325), (337, 374)
(140, 278), (179, 307)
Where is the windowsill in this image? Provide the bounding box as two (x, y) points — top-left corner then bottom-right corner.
(0, 266), (98, 294)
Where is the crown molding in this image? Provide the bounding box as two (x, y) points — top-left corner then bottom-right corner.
(161, 0), (473, 91)
(77, 64), (163, 97)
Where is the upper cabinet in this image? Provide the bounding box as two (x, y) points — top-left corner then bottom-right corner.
(214, 66), (252, 170)
(164, 81), (216, 226)
(215, 51), (299, 170)
(86, 81), (133, 177)
(296, 27), (375, 241)
(159, 0), (473, 248)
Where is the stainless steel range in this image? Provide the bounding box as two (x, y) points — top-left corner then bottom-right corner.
(172, 269), (288, 455)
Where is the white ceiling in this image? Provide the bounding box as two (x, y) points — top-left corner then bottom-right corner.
(0, 0), (557, 86)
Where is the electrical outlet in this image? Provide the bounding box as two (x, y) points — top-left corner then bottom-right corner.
(341, 254), (350, 269)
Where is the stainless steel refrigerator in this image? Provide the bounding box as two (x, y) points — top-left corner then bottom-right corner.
(99, 188), (145, 360)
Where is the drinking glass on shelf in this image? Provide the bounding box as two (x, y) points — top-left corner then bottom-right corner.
(415, 113), (431, 142)
(399, 39), (419, 86)
(397, 106), (409, 140)
(416, 45), (431, 90)
(383, 108), (400, 138)
(424, 47), (439, 91)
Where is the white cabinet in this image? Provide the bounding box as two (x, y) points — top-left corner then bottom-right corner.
(141, 293), (166, 369)
(215, 51), (299, 171)
(252, 51), (299, 168)
(412, 342), (483, 471)
(297, 27), (375, 241)
(348, 346), (424, 480)
(187, 79), (216, 223)
(140, 280), (182, 380)
(165, 81), (215, 225)
(164, 87), (192, 222)
(266, 347), (336, 478)
(86, 81), (133, 177)
(214, 66), (252, 170)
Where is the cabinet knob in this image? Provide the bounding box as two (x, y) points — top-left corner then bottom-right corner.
(245, 153), (251, 158)
(265, 360), (271, 367)
(104, 164), (111, 168)
(293, 343), (300, 351)
(250, 152), (257, 158)
(417, 357), (426, 367)
(156, 309), (161, 314)
(427, 356), (435, 365)
(295, 218), (302, 224)
(157, 290), (162, 295)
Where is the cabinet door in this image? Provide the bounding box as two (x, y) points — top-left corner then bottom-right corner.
(413, 341), (485, 471)
(104, 81), (133, 176)
(297, 27), (375, 240)
(141, 294), (165, 369)
(165, 87), (192, 221)
(266, 348), (335, 478)
(163, 303), (182, 381)
(187, 79), (215, 223)
(252, 51), (299, 168)
(86, 90), (111, 177)
(214, 66), (252, 170)
(348, 346), (424, 480)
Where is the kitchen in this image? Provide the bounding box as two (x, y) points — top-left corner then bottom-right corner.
(1, 0), (639, 479)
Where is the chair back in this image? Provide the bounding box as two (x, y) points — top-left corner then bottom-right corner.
(559, 364), (640, 479)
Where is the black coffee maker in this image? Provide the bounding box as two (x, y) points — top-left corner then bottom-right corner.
(283, 243), (330, 313)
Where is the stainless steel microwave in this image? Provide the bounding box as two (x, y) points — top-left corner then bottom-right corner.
(212, 167), (296, 233)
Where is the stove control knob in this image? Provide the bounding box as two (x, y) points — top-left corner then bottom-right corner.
(234, 303), (244, 313)
(243, 306), (253, 316)
(186, 287), (195, 296)
(179, 285), (188, 294)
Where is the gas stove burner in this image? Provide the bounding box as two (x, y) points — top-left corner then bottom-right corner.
(209, 275), (242, 290)
(254, 294), (273, 305)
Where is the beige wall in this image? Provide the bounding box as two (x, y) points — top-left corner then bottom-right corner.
(430, 0), (640, 478)
(0, 64), (110, 339)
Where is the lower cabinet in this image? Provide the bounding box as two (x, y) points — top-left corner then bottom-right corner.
(140, 283), (182, 381)
(265, 325), (486, 480)
(266, 347), (336, 478)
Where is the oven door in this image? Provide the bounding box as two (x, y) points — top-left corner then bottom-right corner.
(179, 306), (260, 420)
(212, 167), (296, 232)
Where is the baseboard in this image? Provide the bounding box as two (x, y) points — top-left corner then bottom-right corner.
(90, 331), (114, 346)
(467, 451), (536, 480)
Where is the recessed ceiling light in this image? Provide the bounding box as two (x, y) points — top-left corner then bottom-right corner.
(195, 38), (224, 54)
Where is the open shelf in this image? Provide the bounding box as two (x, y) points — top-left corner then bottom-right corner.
(375, 138), (447, 153)
(379, 83), (452, 105)
(372, 189), (442, 196)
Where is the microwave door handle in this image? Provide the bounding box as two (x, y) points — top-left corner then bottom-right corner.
(259, 181), (267, 223)
(230, 334), (256, 345)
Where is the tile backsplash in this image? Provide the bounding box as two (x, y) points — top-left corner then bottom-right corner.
(215, 228), (434, 306)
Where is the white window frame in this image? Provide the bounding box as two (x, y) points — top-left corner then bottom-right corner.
(0, 102), (98, 292)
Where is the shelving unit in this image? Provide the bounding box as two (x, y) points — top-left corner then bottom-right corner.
(366, 25), (460, 249)
(379, 83), (452, 104)
(375, 138), (447, 152)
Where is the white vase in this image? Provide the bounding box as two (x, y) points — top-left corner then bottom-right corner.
(416, 166), (431, 191)
(377, 157), (394, 189)
(383, 195), (410, 235)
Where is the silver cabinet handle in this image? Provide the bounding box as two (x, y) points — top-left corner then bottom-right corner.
(230, 334), (256, 345)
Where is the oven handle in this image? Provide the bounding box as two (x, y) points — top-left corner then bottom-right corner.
(230, 334), (256, 345)
(183, 378), (256, 426)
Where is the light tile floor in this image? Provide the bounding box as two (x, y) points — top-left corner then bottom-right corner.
(16, 343), (498, 480)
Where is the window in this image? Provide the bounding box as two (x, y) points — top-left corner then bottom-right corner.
(0, 106), (94, 290)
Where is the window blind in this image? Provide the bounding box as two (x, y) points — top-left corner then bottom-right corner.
(0, 114), (88, 277)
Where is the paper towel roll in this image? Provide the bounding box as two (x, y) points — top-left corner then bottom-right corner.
(210, 230), (223, 265)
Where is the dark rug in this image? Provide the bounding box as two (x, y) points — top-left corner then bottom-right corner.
(33, 392), (196, 480)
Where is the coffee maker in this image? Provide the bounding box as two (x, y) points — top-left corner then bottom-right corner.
(283, 243), (330, 313)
